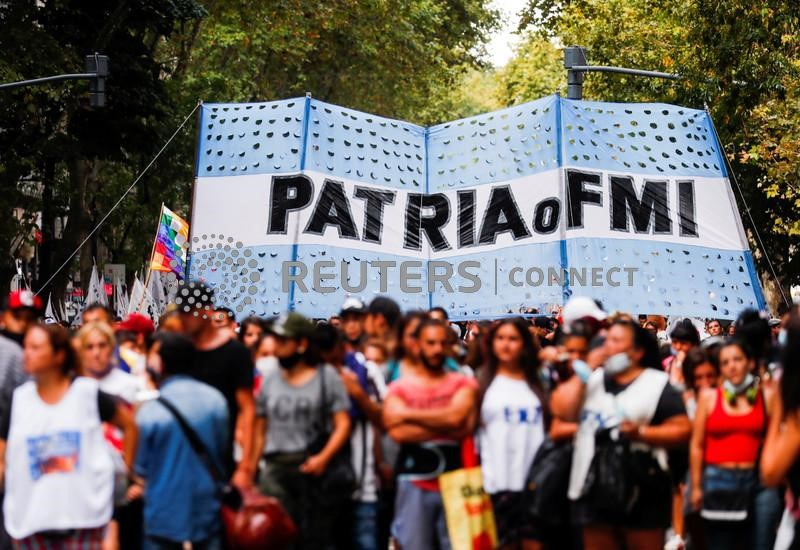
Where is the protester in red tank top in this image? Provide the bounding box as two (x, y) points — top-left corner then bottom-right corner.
(704, 386), (765, 465)
(690, 339), (779, 550)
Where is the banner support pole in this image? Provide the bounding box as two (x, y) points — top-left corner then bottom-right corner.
(288, 93), (313, 312)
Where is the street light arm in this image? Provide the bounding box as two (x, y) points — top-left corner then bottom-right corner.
(0, 54), (108, 106)
(0, 73), (99, 91)
(568, 65), (681, 80)
(563, 45), (682, 99)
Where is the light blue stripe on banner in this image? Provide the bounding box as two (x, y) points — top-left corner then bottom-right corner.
(196, 96), (726, 181)
(197, 99), (305, 178)
(189, 238), (761, 321)
(560, 99), (724, 178)
(189, 244), (295, 317)
(428, 242), (564, 319)
(291, 245), (431, 317)
(427, 95), (559, 190)
(564, 238), (761, 318)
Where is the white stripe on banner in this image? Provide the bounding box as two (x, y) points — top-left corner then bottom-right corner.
(193, 168), (746, 258)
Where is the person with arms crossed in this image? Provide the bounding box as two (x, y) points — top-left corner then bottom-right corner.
(383, 318), (478, 550)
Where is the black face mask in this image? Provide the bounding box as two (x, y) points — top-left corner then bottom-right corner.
(278, 352), (303, 370)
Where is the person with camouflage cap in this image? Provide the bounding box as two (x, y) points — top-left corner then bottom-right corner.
(253, 312), (352, 550)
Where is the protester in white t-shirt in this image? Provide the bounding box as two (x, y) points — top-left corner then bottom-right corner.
(0, 323), (137, 547)
(75, 321), (143, 548)
(478, 317), (548, 549)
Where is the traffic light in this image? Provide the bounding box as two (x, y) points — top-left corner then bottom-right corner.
(86, 54), (109, 107)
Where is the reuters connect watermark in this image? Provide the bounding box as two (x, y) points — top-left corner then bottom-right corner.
(281, 260), (639, 294)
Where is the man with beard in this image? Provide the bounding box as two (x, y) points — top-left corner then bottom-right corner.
(382, 318), (478, 550)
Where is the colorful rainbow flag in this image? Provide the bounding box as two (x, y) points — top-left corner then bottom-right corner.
(149, 205), (189, 279)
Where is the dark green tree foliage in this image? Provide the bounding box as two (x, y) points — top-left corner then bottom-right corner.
(0, 1), (498, 304)
(0, 0), (205, 300)
(519, 0), (800, 296)
(168, 0), (498, 125)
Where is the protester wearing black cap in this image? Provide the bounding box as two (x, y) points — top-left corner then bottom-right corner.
(253, 312), (351, 550)
(175, 281), (255, 492)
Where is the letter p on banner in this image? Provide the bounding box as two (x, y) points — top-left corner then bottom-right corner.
(439, 466), (498, 550)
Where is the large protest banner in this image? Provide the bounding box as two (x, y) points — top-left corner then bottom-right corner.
(189, 95), (765, 320)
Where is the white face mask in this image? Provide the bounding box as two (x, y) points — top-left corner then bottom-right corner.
(605, 352), (632, 375)
(778, 329), (787, 347)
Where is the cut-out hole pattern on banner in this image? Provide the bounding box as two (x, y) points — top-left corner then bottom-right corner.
(305, 101), (426, 190)
(190, 94), (764, 320)
(197, 99), (305, 177)
(564, 239), (761, 318)
(428, 95), (559, 191)
(561, 99), (724, 177)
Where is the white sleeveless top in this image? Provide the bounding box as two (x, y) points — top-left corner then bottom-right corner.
(4, 377), (114, 538)
(568, 368), (669, 500)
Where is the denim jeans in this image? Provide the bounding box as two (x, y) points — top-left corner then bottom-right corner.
(752, 483), (782, 550)
(702, 465), (781, 550)
(391, 478), (451, 550)
(352, 501), (379, 550)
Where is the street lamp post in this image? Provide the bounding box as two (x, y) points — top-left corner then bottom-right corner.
(564, 46), (680, 99)
(0, 54), (109, 107)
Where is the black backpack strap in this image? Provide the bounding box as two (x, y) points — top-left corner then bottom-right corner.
(157, 396), (224, 483)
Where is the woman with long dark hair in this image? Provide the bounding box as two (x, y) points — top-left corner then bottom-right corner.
(690, 339), (780, 550)
(238, 316), (265, 355)
(478, 318), (548, 549)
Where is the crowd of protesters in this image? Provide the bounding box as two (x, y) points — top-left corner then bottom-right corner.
(0, 285), (798, 550)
